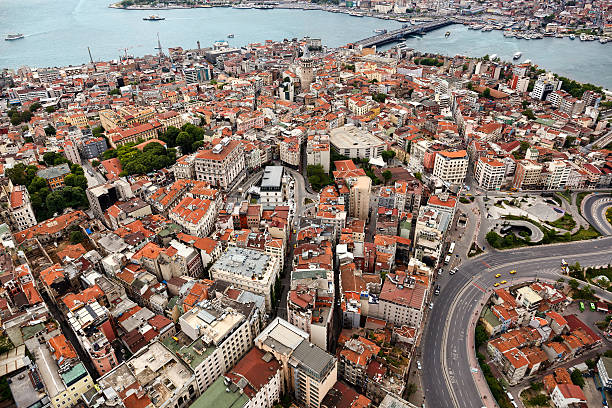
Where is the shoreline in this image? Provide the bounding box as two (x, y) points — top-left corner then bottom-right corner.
(110, 2), (612, 44)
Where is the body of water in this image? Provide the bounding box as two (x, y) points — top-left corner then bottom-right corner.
(1, 0), (611, 88)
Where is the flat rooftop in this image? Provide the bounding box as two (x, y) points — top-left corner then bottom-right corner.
(212, 246), (271, 279)
(260, 166), (284, 190)
(330, 125), (384, 150)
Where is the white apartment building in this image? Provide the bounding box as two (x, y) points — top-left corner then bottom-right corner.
(433, 150), (469, 186)
(408, 139), (431, 173)
(474, 157), (506, 190)
(370, 271), (427, 328)
(174, 300), (261, 394)
(194, 138), (245, 190)
(306, 135), (331, 173)
(545, 160), (571, 190)
(9, 184), (37, 231)
(210, 247), (280, 311)
(259, 166), (286, 207)
(169, 196), (217, 237)
(330, 125), (384, 160)
(255, 318), (337, 408)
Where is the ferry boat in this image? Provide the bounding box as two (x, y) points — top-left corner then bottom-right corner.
(143, 15), (165, 21)
(503, 30), (514, 37)
(374, 29), (387, 34)
(580, 33), (587, 41)
(482, 25), (494, 32)
(445, 31), (450, 37)
(569, 34), (576, 40)
(227, 33), (234, 38)
(253, 4), (273, 9)
(5, 33), (24, 41)
(232, 4), (252, 8)
(348, 11), (363, 17)
(490, 53), (497, 60)
(600, 37), (609, 44)
(513, 52), (522, 59)
(523, 59), (532, 64)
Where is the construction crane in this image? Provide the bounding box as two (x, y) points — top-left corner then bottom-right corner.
(118, 47), (134, 61)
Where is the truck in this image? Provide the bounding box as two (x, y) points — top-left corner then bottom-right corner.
(448, 242), (455, 254)
(444, 255), (451, 265)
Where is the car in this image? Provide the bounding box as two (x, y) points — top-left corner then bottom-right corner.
(501, 280), (507, 284)
(494, 283), (500, 287)
(510, 270), (516, 274)
(429, 302), (434, 309)
(495, 273), (501, 278)
(416, 361), (422, 370)
(449, 267), (458, 275)
(434, 285), (441, 295)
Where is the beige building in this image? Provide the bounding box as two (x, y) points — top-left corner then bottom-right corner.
(280, 137), (300, 167)
(194, 138), (245, 190)
(349, 176), (372, 221)
(433, 150), (468, 186)
(512, 160), (543, 190)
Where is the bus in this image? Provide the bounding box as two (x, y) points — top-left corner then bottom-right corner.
(561, 259), (569, 274)
(579, 302), (585, 312)
(448, 242), (456, 254)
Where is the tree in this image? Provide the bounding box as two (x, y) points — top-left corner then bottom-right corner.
(65, 174), (88, 190)
(482, 88), (491, 99)
(381, 150), (396, 163)
(414, 172), (422, 181)
(570, 369), (585, 388)
(45, 105), (56, 113)
(373, 93), (387, 103)
(382, 170), (392, 184)
(522, 109), (536, 120)
(44, 125), (56, 136)
(405, 383), (417, 397)
(29, 102), (42, 112)
(160, 126), (181, 147)
(475, 324), (489, 349)
(28, 177), (47, 193)
(102, 149), (117, 160)
(70, 230), (86, 244)
(176, 131), (194, 153)
(91, 160), (100, 167)
(568, 279), (580, 290)
(109, 88), (121, 95)
(528, 394), (550, 407)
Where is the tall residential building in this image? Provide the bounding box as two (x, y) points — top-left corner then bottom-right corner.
(9, 184), (37, 231)
(349, 176), (372, 221)
(63, 139), (81, 164)
(86, 183), (119, 221)
(260, 166), (286, 207)
(306, 134), (331, 174)
(255, 318), (337, 408)
(474, 157), (506, 190)
(209, 246), (281, 311)
(166, 297), (262, 394)
(194, 138), (245, 190)
(189, 347), (282, 408)
(512, 160), (543, 190)
(545, 160), (570, 190)
(433, 150), (468, 186)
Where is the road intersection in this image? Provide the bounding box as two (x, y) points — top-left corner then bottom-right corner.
(421, 231), (612, 407)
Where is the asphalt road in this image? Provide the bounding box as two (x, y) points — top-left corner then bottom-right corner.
(421, 236), (612, 408)
(582, 193), (612, 236)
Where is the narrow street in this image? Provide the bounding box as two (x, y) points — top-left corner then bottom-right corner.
(40, 292), (100, 380)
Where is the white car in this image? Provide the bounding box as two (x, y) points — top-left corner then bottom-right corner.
(429, 302), (434, 309)
(416, 361), (422, 370)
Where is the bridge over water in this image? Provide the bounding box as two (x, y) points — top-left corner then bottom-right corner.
(354, 18), (456, 48)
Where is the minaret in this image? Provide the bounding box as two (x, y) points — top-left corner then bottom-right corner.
(155, 33), (165, 61)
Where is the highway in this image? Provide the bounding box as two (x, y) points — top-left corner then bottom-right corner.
(582, 193), (612, 236)
(421, 236), (612, 408)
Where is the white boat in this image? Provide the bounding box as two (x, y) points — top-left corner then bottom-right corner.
(5, 33), (24, 41)
(232, 4), (252, 8)
(490, 53), (497, 60)
(569, 34), (576, 40)
(523, 59), (532, 64)
(580, 33), (587, 41)
(374, 29), (387, 34)
(600, 37), (609, 44)
(227, 33), (234, 38)
(513, 51), (521, 59)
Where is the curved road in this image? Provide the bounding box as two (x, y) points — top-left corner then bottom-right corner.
(582, 193), (612, 236)
(421, 236), (612, 408)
